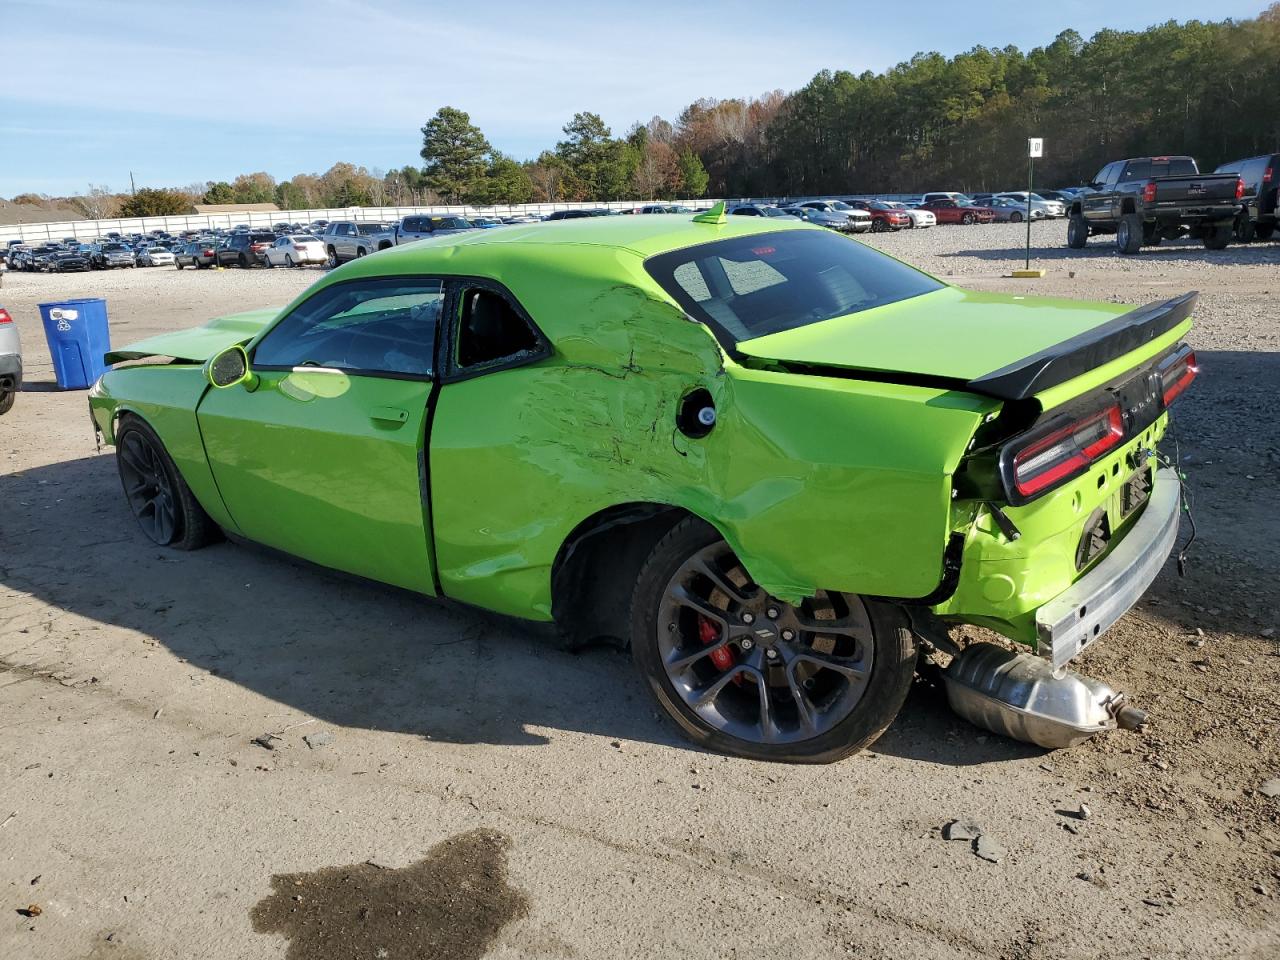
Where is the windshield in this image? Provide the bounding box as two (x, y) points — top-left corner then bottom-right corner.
(645, 229), (944, 348)
(827, 201), (853, 211)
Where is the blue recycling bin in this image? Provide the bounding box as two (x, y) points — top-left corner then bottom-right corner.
(38, 298), (111, 389)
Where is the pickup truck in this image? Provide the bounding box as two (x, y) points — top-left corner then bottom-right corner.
(1066, 156), (1244, 254)
(320, 221), (397, 266)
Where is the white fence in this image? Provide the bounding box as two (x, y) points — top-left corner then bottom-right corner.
(0, 199), (726, 245)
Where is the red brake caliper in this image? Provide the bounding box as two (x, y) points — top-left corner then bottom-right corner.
(698, 615), (735, 671)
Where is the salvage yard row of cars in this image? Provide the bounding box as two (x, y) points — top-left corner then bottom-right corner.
(85, 203), (1198, 762)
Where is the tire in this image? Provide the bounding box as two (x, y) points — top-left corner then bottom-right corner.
(1203, 223), (1232, 250)
(356, 247), (367, 258)
(961, 212), (975, 225)
(1066, 215), (1088, 249)
(285, 255), (295, 268)
(629, 517), (917, 763)
(326, 246), (338, 268)
(1234, 214), (1256, 243)
(0, 388), (15, 416)
(1116, 214), (1143, 254)
(263, 254), (274, 268)
(1256, 223), (1275, 241)
(1142, 223), (1162, 247)
(114, 415), (219, 551)
(871, 219), (888, 233)
(238, 253), (249, 268)
(1009, 211), (1022, 223)
(175, 261), (184, 269)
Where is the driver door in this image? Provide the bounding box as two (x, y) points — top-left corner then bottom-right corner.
(196, 277), (443, 594)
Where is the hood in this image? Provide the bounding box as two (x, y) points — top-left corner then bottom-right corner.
(105, 307), (278, 363)
(736, 286), (1195, 401)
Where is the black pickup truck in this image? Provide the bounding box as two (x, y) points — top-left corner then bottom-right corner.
(1066, 156), (1243, 254)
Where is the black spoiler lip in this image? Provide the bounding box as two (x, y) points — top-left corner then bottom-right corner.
(966, 291), (1198, 401)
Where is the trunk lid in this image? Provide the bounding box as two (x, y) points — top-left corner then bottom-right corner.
(736, 287), (1195, 407)
(1146, 172), (1240, 206)
(104, 307), (278, 363)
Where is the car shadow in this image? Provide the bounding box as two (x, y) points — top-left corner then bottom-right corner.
(943, 237), (1280, 267)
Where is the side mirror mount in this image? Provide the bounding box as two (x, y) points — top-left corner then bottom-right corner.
(204, 344), (258, 391)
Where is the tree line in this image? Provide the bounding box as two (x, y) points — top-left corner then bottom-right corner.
(13, 5), (1279, 217)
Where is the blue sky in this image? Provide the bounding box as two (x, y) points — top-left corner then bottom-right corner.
(2, 0), (1268, 197)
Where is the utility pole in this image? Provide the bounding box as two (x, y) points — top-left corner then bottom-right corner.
(1013, 138), (1045, 279)
(129, 171), (136, 196)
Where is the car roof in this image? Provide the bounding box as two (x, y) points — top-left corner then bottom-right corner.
(373, 211), (816, 259)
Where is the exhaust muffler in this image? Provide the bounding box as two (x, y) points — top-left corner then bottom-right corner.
(943, 642), (1147, 749)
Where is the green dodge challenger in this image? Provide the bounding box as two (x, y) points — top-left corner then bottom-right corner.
(90, 207), (1197, 762)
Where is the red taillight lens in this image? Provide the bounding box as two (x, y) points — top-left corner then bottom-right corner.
(0, 308), (12, 324)
(1142, 182), (1157, 203)
(1264, 167), (1273, 184)
(1158, 348), (1199, 406)
(1011, 405), (1125, 498)
(1235, 178), (1245, 200)
(202, 249), (214, 256)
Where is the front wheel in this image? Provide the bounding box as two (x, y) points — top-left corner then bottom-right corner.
(0, 388), (15, 416)
(263, 254), (274, 268)
(1066, 214), (1088, 248)
(1256, 223), (1275, 241)
(961, 212), (975, 225)
(871, 219), (888, 233)
(326, 246), (338, 268)
(630, 518), (917, 763)
(1010, 211), (1023, 223)
(115, 415), (219, 550)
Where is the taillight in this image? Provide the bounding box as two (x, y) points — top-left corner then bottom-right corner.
(1157, 347), (1198, 407)
(1264, 167), (1273, 184)
(1235, 178), (1245, 200)
(1008, 405), (1125, 500)
(0, 308), (12, 324)
(1142, 182), (1157, 203)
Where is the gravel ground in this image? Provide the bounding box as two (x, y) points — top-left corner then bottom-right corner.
(1, 224), (1278, 960)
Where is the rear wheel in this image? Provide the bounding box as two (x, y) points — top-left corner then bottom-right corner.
(263, 253), (274, 268)
(0, 388), (15, 416)
(1010, 211), (1023, 223)
(1116, 214), (1143, 254)
(238, 253), (249, 268)
(1142, 223), (1162, 246)
(630, 517), (916, 763)
(285, 254), (295, 267)
(115, 415), (218, 550)
(1203, 223), (1232, 250)
(326, 246), (338, 268)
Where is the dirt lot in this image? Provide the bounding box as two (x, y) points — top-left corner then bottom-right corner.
(2, 224), (1278, 960)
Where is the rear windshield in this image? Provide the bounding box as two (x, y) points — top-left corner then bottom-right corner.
(645, 229), (943, 346)
(357, 223), (389, 235)
(250, 233), (275, 242)
(1120, 157), (1197, 181)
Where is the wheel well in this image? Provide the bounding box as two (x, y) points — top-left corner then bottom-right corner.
(551, 503), (692, 649)
(1069, 201), (1082, 216)
(378, 240), (392, 250)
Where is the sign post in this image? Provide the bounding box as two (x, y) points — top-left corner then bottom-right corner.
(1014, 138), (1045, 278)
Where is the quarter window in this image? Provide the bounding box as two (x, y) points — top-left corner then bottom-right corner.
(454, 287), (541, 369)
(253, 278), (443, 378)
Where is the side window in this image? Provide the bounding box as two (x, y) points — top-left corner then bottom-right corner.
(402, 217), (420, 232)
(1120, 160), (1151, 182)
(252, 278), (443, 378)
(454, 287), (541, 370)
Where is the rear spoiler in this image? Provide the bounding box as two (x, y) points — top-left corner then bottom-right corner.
(966, 291), (1197, 401)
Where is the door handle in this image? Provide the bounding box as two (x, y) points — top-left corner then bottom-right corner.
(371, 406), (408, 425)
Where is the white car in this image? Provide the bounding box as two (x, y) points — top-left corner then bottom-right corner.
(996, 192), (1066, 218)
(883, 202), (936, 228)
(263, 234), (327, 268)
(137, 246), (175, 267)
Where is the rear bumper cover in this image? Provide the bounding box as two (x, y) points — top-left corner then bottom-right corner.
(0, 353), (21, 389)
(1034, 465), (1180, 669)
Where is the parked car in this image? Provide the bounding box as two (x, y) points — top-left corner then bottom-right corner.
(917, 198), (996, 225)
(1066, 156), (1243, 253)
(790, 200), (873, 233)
(1214, 153), (1278, 242)
(263, 235), (327, 268)
(471, 217), (504, 229)
(972, 196), (1041, 222)
(846, 199), (911, 232)
(176, 240), (219, 269)
(216, 232), (277, 268)
(91, 242), (137, 269)
(782, 205), (862, 231)
(996, 192), (1066, 218)
(137, 246), (176, 268)
(1035, 190), (1078, 204)
(729, 204), (799, 219)
(921, 191), (972, 205)
(319, 221), (397, 266)
(880, 201), (936, 228)
(545, 209), (610, 220)
(394, 215), (475, 245)
(49, 250), (92, 272)
(0, 306), (20, 415)
(90, 211), (1198, 761)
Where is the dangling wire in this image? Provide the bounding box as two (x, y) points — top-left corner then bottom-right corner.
(1157, 420), (1196, 577)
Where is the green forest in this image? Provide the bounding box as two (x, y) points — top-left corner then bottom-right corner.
(22, 5), (1280, 215)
